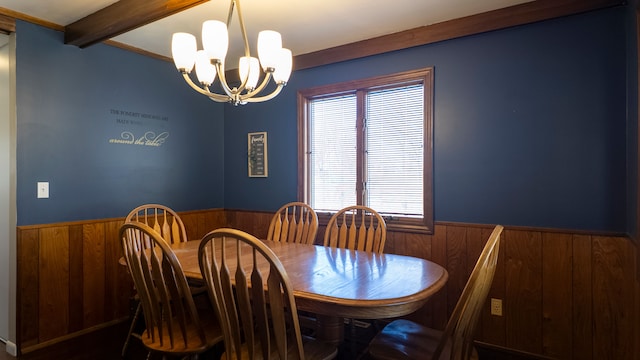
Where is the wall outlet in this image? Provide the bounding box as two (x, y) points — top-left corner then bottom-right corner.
(490, 298), (503, 316)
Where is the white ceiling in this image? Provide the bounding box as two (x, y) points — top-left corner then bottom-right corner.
(0, 0), (531, 65)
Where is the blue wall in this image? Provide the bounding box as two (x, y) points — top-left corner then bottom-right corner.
(14, 6), (634, 233)
(224, 7), (629, 233)
(16, 21), (226, 225)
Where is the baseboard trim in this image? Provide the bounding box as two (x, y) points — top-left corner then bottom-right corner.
(475, 341), (556, 360)
(5, 340), (17, 356)
(20, 317), (128, 354)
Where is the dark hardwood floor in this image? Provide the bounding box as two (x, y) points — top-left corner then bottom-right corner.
(0, 319), (541, 360)
(1, 321), (148, 360)
(0, 319), (376, 360)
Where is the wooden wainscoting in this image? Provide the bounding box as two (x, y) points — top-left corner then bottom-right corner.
(225, 210), (637, 360)
(17, 219), (131, 351)
(16, 208), (637, 359)
(15, 208), (227, 354)
(403, 225), (636, 360)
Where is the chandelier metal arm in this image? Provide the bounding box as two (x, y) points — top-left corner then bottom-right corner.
(181, 72), (231, 102)
(232, 0), (251, 59)
(241, 71), (274, 99)
(224, 0), (253, 93)
(241, 84), (285, 103)
(213, 61), (238, 98)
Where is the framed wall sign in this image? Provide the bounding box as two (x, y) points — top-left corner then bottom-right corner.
(248, 132), (268, 177)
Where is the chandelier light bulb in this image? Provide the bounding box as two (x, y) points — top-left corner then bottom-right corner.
(273, 48), (293, 84)
(239, 56), (260, 90)
(202, 20), (229, 62)
(171, 32), (197, 72)
(195, 50), (217, 86)
(257, 30), (282, 71)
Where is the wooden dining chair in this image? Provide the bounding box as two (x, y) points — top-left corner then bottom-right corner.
(119, 221), (223, 359)
(198, 228), (338, 360)
(125, 203), (188, 245)
(267, 202), (319, 245)
(323, 205), (387, 340)
(323, 205), (387, 254)
(122, 203), (194, 357)
(366, 225), (505, 360)
(266, 202), (320, 335)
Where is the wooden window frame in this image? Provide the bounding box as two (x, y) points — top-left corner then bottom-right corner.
(297, 68), (434, 234)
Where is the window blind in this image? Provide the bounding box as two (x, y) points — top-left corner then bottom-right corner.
(310, 94), (357, 211)
(366, 84), (424, 216)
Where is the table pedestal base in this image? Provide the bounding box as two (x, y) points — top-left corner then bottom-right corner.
(315, 315), (344, 346)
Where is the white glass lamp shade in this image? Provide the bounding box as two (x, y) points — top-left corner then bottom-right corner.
(273, 48), (292, 84)
(257, 30), (282, 71)
(195, 50), (217, 86)
(202, 20), (229, 61)
(171, 32), (197, 72)
(239, 57), (260, 90)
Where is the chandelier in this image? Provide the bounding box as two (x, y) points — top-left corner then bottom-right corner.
(171, 0), (292, 106)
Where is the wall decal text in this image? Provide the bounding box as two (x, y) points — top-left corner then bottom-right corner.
(108, 109), (170, 146)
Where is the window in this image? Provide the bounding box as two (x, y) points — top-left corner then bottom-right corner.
(297, 68), (433, 233)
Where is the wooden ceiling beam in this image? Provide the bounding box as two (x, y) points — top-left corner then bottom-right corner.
(0, 13), (15, 34)
(64, 0), (209, 48)
(294, 0), (625, 71)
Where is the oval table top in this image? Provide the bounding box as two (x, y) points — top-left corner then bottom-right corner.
(171, 239), (448, 319)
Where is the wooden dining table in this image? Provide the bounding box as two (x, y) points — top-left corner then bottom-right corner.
(169, 239), (448, 346)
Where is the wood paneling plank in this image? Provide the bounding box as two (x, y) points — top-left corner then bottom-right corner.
(592, 236), (634, 360)
(181, 209), (226, 240)
(572, 234), (592, 360)
(206, 209), (227, 231)
(385, 231), (402, 256)
(82, 223), (106, 328)
(446, 226), (468, 316)
(104, 220), (129, 319)
(541, 232), (572, 359)
(17, 228), (39, 347)
(180, 212), (199, 239)
(226, 210), (272, 239)
(464, 227), (484, 274)
(408, 231), (431, 262)
(505, 229), (542, 354)
(430, 224), (448, 330)
(39, 227), (70, 342)
(398, 231), (436, 328)
(68, 225), (84, 333)
(406, 231), (434, 327)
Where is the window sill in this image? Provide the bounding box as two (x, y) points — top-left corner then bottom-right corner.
(316, 211), (433, 235)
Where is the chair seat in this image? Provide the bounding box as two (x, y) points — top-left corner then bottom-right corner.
(367, 319), (478, 360)
(141, 312), (222, 356)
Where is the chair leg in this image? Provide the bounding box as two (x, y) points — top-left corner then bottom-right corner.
(122, 301), (142, 357)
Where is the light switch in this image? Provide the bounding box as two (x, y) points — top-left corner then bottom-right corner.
(37, 182), (49, 199)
